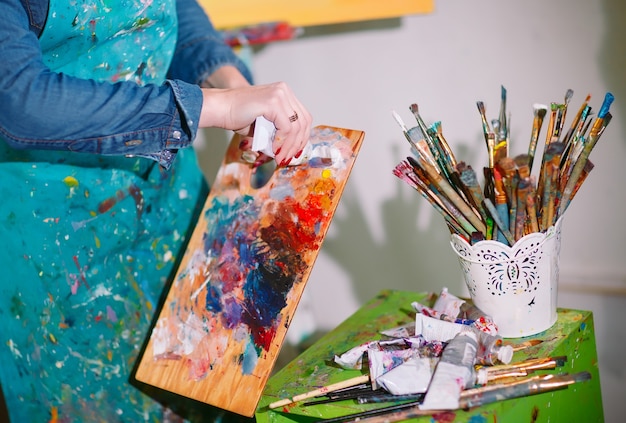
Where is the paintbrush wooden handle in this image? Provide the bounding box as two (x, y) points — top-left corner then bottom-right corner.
(268, 374), (370, 409)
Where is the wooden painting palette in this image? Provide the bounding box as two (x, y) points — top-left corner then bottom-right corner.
(135, 125), (364, 416)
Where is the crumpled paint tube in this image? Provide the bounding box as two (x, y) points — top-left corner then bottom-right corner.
(415, 313), (465, 342)
(420, 327), (479, 410)
(380, 323), (415, 338)
(377, 356), (436, 395)
(251, 116), (344, 167)
(412, 301), (475, 325)
(368, 348), (416, 390)
(432, 287), (465, 318)
(475, 330), (514, 366)
(459, 302), (498, 336)
(334, 339), (408, 370)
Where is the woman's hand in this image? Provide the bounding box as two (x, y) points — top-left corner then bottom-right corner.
(199, 79), (312, 166)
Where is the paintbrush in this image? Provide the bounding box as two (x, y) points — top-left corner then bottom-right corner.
(433, 121), (458, 170)
(395, 159), (475, 238)
(560, 104), (592, 180)
(315, 399), (425, 423)
(303, 385), (377, 406)
(524, 182), (540, 235)
(409, 103), (442, 169)
(559, 114), (610, 218)
(268, 374), (370, 409)
(483, 356), (567, 380)
(495, 157), (518, 236)
(410, 143), (486, 236)
(357, 393), (425, 405)
(505, 339), (543, 352)
(562, 94), (591, 147)
(535, 102), (560, 197)
(459, 165), (489, 223)
(482, 132), (497, 239)
(345, 373), (591, 423)
(476, 101), (492, 148)
(513, 155), (539, 235)
(394, 161), (470, 238)
(538, 142), (566, 230)
(391, 110), (420, 152)
(491, 168), (510, 244)
(559, 92), (614, 216)
(562, 160), (595, 214)
(514, 178), (530, 241)
(528, 104), (548, 173)
(553, 89), (574, 142)
(483, 198), (515, 246)
(460, 372), (591, 410)
(495, 85), (509, 163)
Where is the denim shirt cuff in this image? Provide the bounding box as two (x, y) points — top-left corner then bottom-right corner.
(139, 80), (202, 170)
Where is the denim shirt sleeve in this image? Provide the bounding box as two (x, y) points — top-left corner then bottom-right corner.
(169, 0), (254, 85)
(0, 0), (237, 169)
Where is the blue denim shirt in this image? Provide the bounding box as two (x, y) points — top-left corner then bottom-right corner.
(1, 0), (252, 169)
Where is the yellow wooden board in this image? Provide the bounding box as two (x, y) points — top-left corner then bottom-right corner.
(200, 0), (435, 29)
(135, 126), (364, 416)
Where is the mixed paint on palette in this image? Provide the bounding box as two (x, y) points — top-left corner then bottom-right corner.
(145, 127), (361, 387)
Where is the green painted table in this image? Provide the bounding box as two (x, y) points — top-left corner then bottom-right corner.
(255, 289), (603, 422)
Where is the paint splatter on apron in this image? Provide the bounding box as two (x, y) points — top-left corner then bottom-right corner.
(0, 0), (207, 421)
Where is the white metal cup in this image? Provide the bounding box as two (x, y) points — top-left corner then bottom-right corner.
(450, 218), (563, 338)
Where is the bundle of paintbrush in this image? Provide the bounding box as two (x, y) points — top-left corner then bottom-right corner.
(392, 87), (615, 246)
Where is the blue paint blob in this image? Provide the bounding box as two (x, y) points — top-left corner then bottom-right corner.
(468, 414), (487, 423)
(205, 285), (222, 313)
(241, 337), (259, 375)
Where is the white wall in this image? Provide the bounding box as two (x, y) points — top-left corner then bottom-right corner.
(195, 0), (626, 420)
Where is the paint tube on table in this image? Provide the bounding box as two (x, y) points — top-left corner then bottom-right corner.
(334, 339), (410, 369)
(420, 327), (478, 410)
(459, 302), (499, 336)
(380, 323), (415, 338)
(401, 335), (447, 358)
(475, 329), (513, 366)
(415, 313), (464, 342)
(432, 287), (465, 318)
(412, 301), (475, 325)
(334, 341), (376, 369)
(376, 356), (436, 395)
(368, 347), (416, 390)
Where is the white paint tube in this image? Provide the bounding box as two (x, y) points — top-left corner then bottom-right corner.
(367, 347), (416, 390)
(420, 327), (478, 410)
(251, 116), (313, 165)
(415, 313), (464, 342)
(377, 356), (436, 395)
(432, 287), (465, 318)
(475, 330), (514, 366)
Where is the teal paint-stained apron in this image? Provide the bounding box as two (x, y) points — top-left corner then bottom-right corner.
(0, 0), (208, 421)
